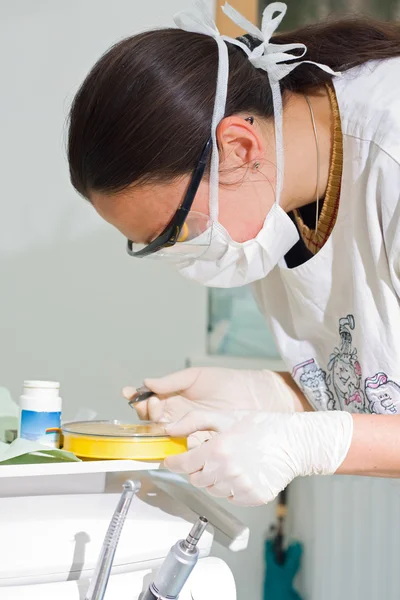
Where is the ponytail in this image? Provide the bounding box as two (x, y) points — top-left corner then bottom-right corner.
(68, 16), (400, 197)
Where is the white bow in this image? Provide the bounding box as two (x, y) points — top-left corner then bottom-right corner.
(174, 1), (339, 219)
(222, 2), (337, 83)
(174, 0), (221, 38)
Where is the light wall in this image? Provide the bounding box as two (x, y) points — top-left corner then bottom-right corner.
(0, 0), (211, 422)
(0, 3), (272, 600)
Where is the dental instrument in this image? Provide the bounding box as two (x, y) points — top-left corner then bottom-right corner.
(128, 386), (154, 407)
(141, 516), (208, 600)
(85, 479), (141, 600)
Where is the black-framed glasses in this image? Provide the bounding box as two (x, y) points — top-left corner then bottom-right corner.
(127, 137), (212, 258)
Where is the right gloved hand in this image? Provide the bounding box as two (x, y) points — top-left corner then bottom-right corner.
(164, 408), (353, 506)
(122, 367), (304, 425)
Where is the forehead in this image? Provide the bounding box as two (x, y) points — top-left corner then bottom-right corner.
(90, 178), (189, 239)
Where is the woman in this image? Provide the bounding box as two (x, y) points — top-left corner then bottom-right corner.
(67, 1), (400, 506)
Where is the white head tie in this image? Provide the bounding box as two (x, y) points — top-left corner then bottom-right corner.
(174, 1), (339, 221)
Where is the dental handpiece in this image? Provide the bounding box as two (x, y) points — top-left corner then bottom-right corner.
(141, 516), (209, 600)
(85, 479), (141, 600)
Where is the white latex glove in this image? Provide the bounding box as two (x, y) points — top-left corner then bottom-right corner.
(164, 409), (354, 506)
(123, 367), (299, 424)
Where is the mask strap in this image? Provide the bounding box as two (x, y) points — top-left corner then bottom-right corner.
(174, 1), (339, 223)
(174, 1), (228, 223)
(222, 2), (338, 208)
(209, 37), (228, 222)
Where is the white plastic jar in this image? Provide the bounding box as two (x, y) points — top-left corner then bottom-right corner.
(19, 381), (62, 448)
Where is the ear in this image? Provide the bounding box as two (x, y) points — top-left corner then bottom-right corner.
(216, 115), (264, 169)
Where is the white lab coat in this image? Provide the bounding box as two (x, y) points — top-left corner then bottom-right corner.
(253, 57), (400, 415)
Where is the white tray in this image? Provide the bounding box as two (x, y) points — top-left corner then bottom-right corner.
(0, 460), (160, 498)
(0, 459), (159, 479)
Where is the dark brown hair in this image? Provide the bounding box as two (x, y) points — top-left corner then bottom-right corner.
(68, 16), (400, 198)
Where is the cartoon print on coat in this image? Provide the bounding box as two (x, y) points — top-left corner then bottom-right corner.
(327, 315), (365, 412)
(365, 372), (400, 414)
(292, 359), (336, 410)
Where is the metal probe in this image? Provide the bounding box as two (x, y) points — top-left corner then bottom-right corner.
(141, 516), (209, 600)
(85, 479), (141, 600)
(128, 385), (153, 407)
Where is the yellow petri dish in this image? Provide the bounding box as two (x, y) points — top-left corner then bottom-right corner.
(62, 420), (187, 461)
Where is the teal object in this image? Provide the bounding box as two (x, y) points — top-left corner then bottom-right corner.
(207, 287), (280, 358)
(263, 540), (303, 600)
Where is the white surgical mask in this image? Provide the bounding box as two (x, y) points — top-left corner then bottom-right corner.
(169, 1), (338, 288)
(177, 204), (299, 287)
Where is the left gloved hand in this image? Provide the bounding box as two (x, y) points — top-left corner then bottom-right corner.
(164, 410), (353, 506)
